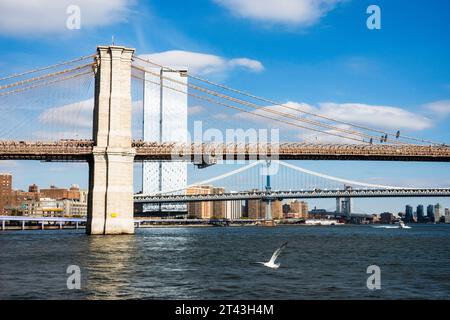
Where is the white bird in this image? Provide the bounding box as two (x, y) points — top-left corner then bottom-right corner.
(257, 242), (288, 269)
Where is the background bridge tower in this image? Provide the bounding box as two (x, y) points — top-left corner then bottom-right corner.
(87, 46), (136, 235)
(265, 160), (272, 221)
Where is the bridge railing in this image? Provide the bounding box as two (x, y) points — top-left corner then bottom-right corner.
(1, 140), (450, 161)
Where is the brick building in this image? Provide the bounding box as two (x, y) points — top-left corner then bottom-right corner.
(0, 174), (12, 214)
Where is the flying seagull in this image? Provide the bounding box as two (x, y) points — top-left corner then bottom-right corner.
(257, 242), (288, 269)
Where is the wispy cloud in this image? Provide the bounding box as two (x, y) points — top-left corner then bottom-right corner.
(234, 100), (433, 143)
(139, 50), (264, 76)
(213, 0), (345, 27)
(212, 113), (230, 120)
(424, 100), (450, 117)
(318, 102), (432, 130)
(38, 99), (93, 128)
(228, 58), (264, 72)
(188, 105), (206, 115)
(0, 0), (132, 36)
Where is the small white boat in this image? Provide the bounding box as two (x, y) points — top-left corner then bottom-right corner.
(399, 221), (411, 229)
(372, 221), (411, 229)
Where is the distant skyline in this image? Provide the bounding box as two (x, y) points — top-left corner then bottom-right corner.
(1, 0), (449, 213)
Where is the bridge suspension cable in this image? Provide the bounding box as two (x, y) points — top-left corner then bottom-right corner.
(134, 55), (442, 146)
(137, 159), (409, 197)
(0, 55), (95, 141)
(132, 65), (395, 145)
(0, 69), (94, 97)
(131, 72), (367, 144)
(277, 161), (404, 190)
(139, 161), (262, 196)
(0, 63), (95, 91)
(0, 54), (95, 82)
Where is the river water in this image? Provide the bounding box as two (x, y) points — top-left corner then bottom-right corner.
(0, 225), (449, 299)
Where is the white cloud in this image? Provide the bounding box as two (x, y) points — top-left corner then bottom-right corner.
(234, 101), (433, 143)
(212, 113), (230, 120)
(213, 0), (344, 26)
(299, 124), (362, 144)
(424, 100), (450, 117)
(139, 50), (264, 75)
(38, 99), (93, 128)
(188, 105), (206, 115)
(318, 102), (433, 130)
(235, 101), (316, 124)
(0, 0), (132, 35)
(229, 58), (264, 72)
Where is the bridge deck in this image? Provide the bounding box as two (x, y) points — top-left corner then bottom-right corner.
(134, 188), (450, 203)
(1, 140), (450, 162)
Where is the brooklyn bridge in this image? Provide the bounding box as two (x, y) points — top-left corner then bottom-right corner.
(1, 45), (449, 235)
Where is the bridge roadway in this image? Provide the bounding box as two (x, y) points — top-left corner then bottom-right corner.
(1, 140), (450, 162)
(133, 188), (450, 203)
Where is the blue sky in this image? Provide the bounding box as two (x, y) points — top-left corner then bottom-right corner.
(0, 0), (449, 214)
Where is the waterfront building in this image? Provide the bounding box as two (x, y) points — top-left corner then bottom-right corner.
(7, 184), (40, 214)
(271, 200), (283, 219)
(58, 199), (88, 217)
(427, 205), (435, 223)
(40, 184), (81, 201)
(39, 198), (63, 216)
(3, 179), (88, 217)
(187, 186), (213, 219)
(434, 203), (443, 223)
(248, 198), (263, 219)
(290, 200), (309, 219)
(282, 203), (290, 215)
(28, 184), (38, 193)
(247, 199), (282, 219)
(405, 205), (414, 223)
(142, 67), (188, 213)
(380, 212), (395, 224)
(212, 187), (226, 219)
(225, 199), (243, 220)
(309, 208), (330, 218)
(416, 204), (425, 223)
(0, 173), (12, 214)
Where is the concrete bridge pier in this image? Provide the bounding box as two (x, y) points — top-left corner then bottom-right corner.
(87, 45), (136, 235)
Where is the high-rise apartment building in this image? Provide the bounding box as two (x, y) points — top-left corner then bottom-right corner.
(290, 200), (309, 219)
(405, 205), (414, 223)
(445, 208), (450, 224)
(142, 67), (188, 212)
(416, 204), (425, 222)
(187, 186), (213, 219)
(0, 173), (12, 214)
(427, 204), (435, 222)
(225, 200), (243, 220)
(434, 203), (443, 223)
(212, 187), (226, 219)
(248, 199), (282, 219)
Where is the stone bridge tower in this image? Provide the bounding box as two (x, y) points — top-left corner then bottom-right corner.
(87, 46), (136, 234)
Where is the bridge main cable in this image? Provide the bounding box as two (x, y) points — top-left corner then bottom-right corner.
(133, 65), (395, 145)
(0, 70), (94, 97)
(0, 54), (95, 82)
(134, 55), (443, 146)
(0, 62), (95, 91)
(131, 72), (368, 144)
